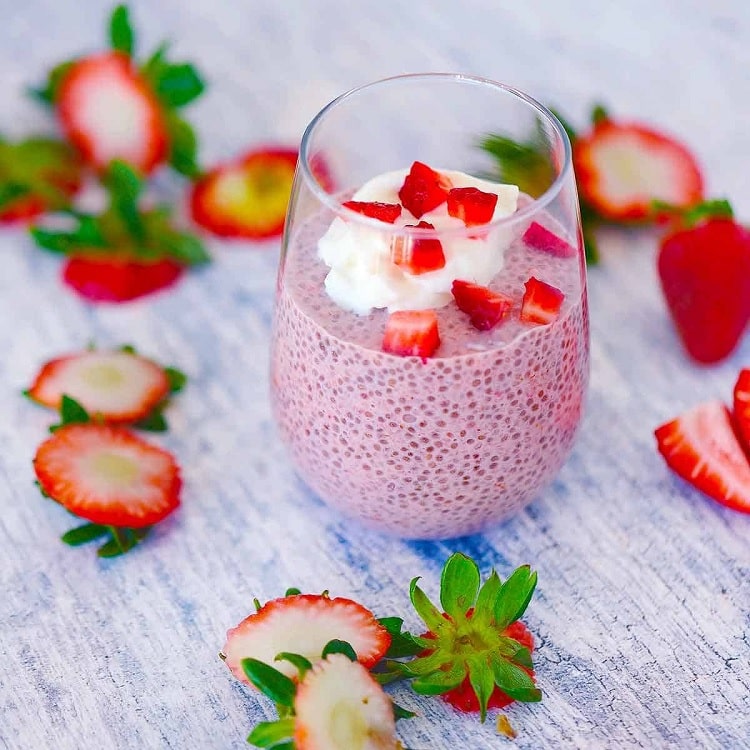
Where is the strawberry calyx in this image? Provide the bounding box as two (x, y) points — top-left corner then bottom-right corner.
(652, 197), (734, 230)
(31, 4), (205, 178)
(0, 136), (83, 222)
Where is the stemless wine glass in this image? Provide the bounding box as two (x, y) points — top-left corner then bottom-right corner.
(270, 73), (589, 539)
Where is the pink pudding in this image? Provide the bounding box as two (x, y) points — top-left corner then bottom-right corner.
(270, 199), (589, 539)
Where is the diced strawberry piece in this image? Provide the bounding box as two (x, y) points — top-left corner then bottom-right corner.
(63, 256), (184, 303)
(657, 218), (750, 364)
(447, 187), (498, 227)
(390, 221), (445, 275)
(27, 351), (170, 423)
(655, 401), (750, 514)
(382, 310), (440, 358)
(522, 221), (577, 258)
(520, 277), (565, 324)
(223, 594), (391, 684)
(397, 161), (452, 218)
(573, 121), (704, 221)
(57, 52), (168, 174)
(294, 654), (398, 750)
(451, 280), (512, 331)
(190, 147), (298, 239)
(342, 201), (402, 223)
(33, 423), (181, 527)
(734, 370), (750, 453)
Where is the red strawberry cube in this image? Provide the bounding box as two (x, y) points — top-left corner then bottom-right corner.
(451, 280), (512, 331)
(342, 201), (402, 223)
(398, 161), (452, 218)
(522, 221), (576, 258)
(382, 310), (440, 358)
(447, 187), (498, 227)
(391, 221), (446, 275)
(520, 277), (565, 324)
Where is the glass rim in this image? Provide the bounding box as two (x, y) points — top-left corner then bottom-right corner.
(298, 72), (573, 238)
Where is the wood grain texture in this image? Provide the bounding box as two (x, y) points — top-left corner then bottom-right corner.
(1, 1), (749, 748)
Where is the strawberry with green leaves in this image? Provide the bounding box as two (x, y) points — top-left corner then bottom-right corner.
(32, 4), (205, 177)
(31, 160), (209, 302)
(0, 137), (83, 223)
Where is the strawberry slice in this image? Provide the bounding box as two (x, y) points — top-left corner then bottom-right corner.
(27, 351), (170, 423)
(63, 256), (184, 303)
(33, 423), (181, 527)
(573, 121), (703, 221)
(342, 200), (401, 223)
(451, 280), (512, 331)
(390, 221), (445, 274)
(382, 310), (440, 358)
(190, 147), (298, 239)
(733, 369), (750, 453)
(397, 161), (452, 218)
(658, 217), (750, 364)
(520, 277), (565, 324)
(447, 187), (498, 226)
(522, 222), (577, 258)
(223, 594), (391, 685)
(58, 52), (168, 174)
(294, 653), (398, 750)
(655, 401), (750, 514)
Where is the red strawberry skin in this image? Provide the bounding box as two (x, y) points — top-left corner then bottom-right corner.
(523, 221), (576, 258)
(63, 256), (184, 303)
(382, 310), (440, 358)
(398, 161), (452, 218)
(657, 219), (750, 364)
(342, 201), (401, 224)
(33, 423), (181, 527)
(58, 52), (168, 174)
(391, 221), (446, 275)
(655, 401), (750, 514)
(573, 121), (703, 221)
(447, 187), (498, 227)
(520, 277), (565, 325)
(451, 280), (512, 331)
(733, 369), (750, 452)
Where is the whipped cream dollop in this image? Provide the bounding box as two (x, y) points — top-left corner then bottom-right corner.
(317, 168), (519, 314)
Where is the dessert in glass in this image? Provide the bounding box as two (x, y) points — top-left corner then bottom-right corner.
(270, 74), (589, 539)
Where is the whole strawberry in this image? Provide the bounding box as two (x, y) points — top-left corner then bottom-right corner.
(657, 201), (750, 364)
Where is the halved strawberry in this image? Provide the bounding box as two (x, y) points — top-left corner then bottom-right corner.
(342, 201), (401, 224)
(397, 161), (452, 218)
(733, 370), (750, 451)
(63, 255), (184, 303)
(294, 653), (398, 750)
(447, 187), (498, 227)
(655, 401), (750, 514)
(382, 310), (440, 358)
(573, 121), (703, 221)
(439, 621), (535, 713)
(452, 280), (512, 331)
(657, 216), (750, 364)
(190, 147), (298, 239)
(27, 351), (170, 423)
(390, 222), (445, 274)
(223, 594), (391, 685)
(522, 221), (577, 258)
(33, 423), (181, 527)
(520, 277), (565, 325)
(58, 52), (168, 174)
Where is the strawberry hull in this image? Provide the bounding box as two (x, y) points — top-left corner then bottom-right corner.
(271, 205), (588, 539)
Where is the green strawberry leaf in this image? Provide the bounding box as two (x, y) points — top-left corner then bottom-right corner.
(119, 344), (137, 354)
(246, 718), (295, 748)
(409, 577), (446, 634)
(468, 656), (495, 722)
(395, 650), (452, 678)
(392, 702), (417, 720)
(439, 552), (480, 619)
(61, 523), (110, 546)
(322, 639), (357, 661)
(241, 659), (296, 708)
(97, 526), (149, 558)
(494, 565), (537, 630)
(0, 183), (30, 209)
(378, 617), (425, 659)
(473, 570), (502, 626)
(165, 366), (187, 394)
(50, 394), (91, 432)
(283, 587), (301, 597)
(141, 42), (169, 83)
(166, 113), (201, 178)
(106, 160), (145, 240)
(109, 4), (135, 57)
(29, 60), (76, 105)
(510, 645), (534, 670)
(549, 106), (577, 143)
(274, 652), (312, 679)
(410, 661), (467, 695)
(590, 102), (609, 126)
(154, 63), (205, 108)
(160, 229), (211, 266)
(490, 654), (541, 703)
(132, 408), (169, 433)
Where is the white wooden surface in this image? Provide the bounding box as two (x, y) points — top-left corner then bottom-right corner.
(1, 1), (749, 748)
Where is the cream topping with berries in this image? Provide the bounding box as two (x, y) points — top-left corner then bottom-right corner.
(318, 166), (518, 315)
